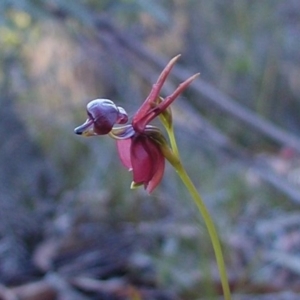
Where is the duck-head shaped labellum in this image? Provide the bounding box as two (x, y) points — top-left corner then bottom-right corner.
(74, 99), (128, 136)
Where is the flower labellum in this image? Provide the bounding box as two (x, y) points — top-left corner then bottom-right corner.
(74, 99), (128, 136)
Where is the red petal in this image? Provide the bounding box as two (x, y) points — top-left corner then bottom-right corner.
(158, 73), (199, 112)
(133, 55), (181, 132)
(131, 135), (165, 193)
(116, 139), (132, 170)
(131, 135), (154, 184)
(136, 73), (200, 131)
(146, 148), (165, 193)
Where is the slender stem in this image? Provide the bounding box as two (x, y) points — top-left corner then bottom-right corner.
(164, 125), (231, 300)
(175, 162), (231, 300)
(166, 127), (179, 158)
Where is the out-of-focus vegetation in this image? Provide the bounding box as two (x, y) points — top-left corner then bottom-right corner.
(1, 1), (300, 299)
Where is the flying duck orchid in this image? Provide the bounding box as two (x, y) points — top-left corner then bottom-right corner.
(75, 55), (198, 192)
(74, 56), (232, 298)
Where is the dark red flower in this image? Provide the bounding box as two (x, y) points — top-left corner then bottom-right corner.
(75, 56), (198, 192)
(115, 56), (198, 192)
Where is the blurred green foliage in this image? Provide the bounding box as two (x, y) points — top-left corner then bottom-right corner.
(185, 0), (300, 134)
(1, 0), (300, 298)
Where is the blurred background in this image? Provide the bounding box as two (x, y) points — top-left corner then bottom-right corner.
(1, 1), (300, 299)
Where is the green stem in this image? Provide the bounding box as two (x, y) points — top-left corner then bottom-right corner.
(175, 162), (231, 300)
(164, 126), (231, 300)
(166, 127), (179, 158)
